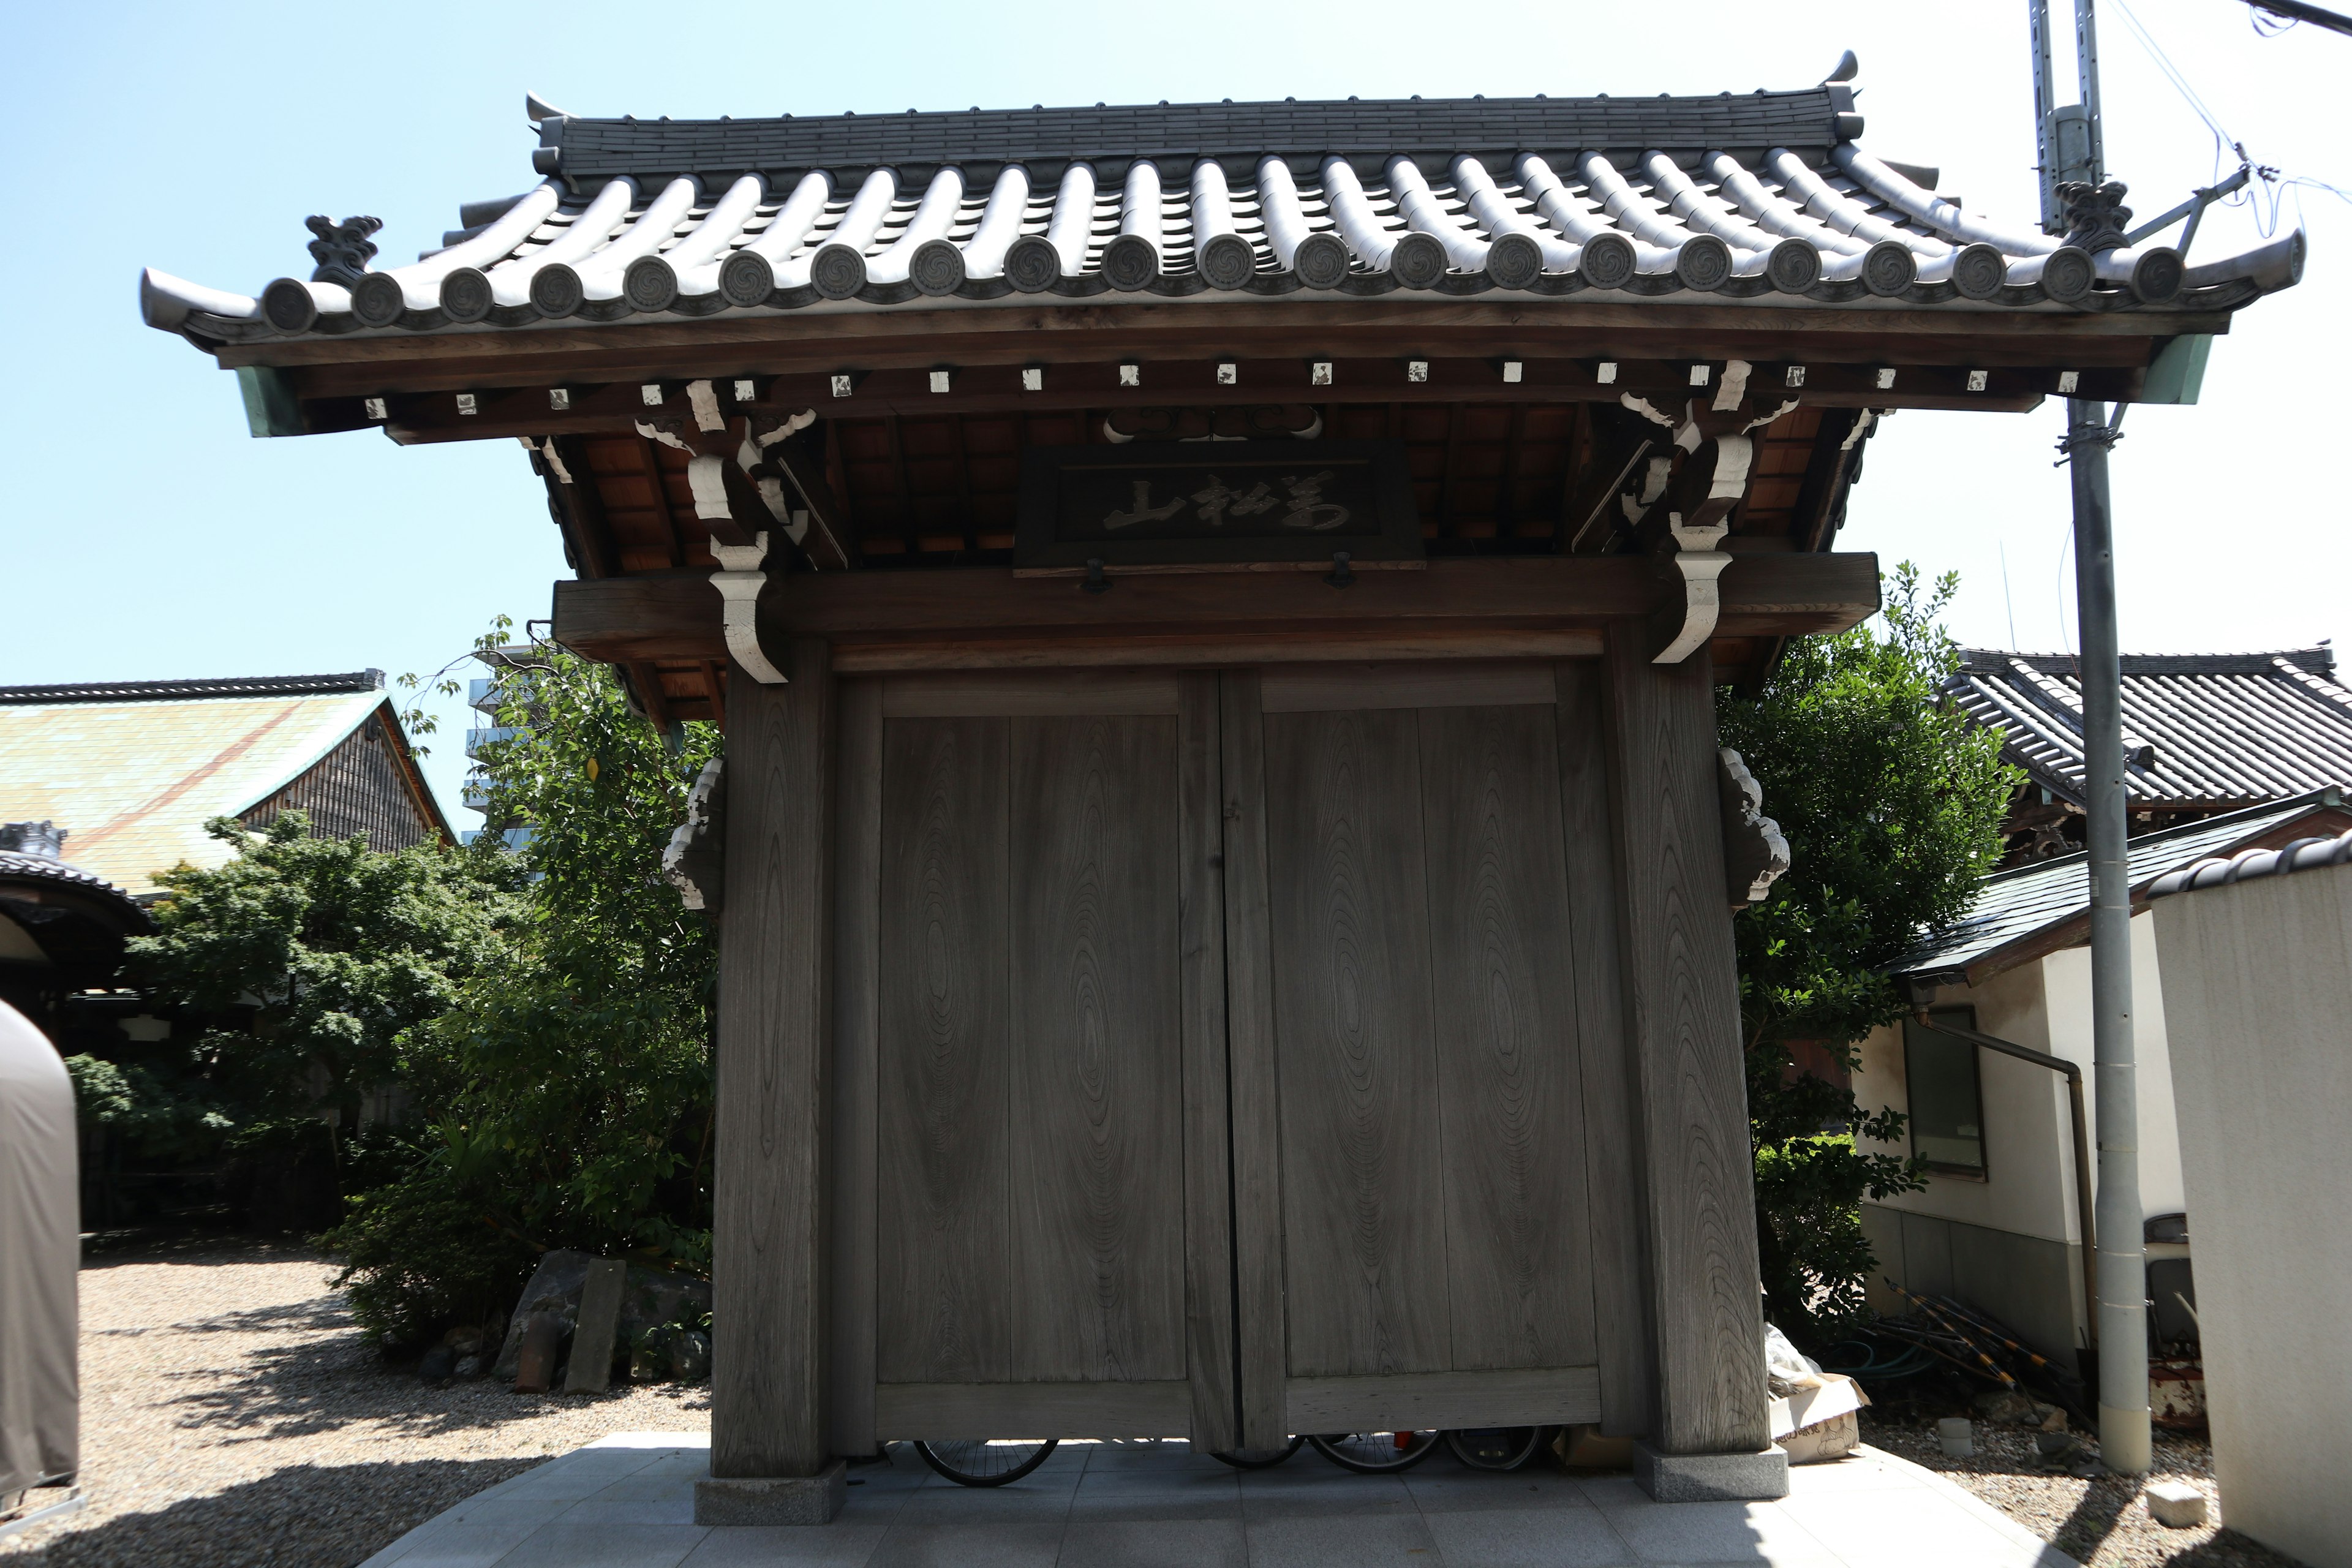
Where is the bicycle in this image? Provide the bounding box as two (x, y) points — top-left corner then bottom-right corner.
(911, 1438), (1060, 1487)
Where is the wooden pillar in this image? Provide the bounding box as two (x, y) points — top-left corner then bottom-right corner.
(711, 639), (835, 1478)
(1600, 625), (1770, 1458)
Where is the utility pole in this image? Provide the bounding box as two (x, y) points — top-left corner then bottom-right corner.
(2032, 0), (2152, 1477)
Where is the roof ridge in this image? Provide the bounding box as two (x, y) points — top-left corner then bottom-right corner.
(1958, 647), (2337, 676)
(0, 671), (386, 705)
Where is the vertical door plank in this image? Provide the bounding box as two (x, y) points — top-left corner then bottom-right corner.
(1553, 660), (1657, 1437)
(1418, 704), (1597, 1373)
(1177, 673), (1240, 1452)
(828, 677), (884, 1454)
(876, 716), (1014, 1385)
(712, 643), (835, 1478)
(1600, 629), (1769, 1455)
(1264, 708), (1450, 1378)
(1007, 715), (1188, 1383)
(1218, 673), (1290, 1449)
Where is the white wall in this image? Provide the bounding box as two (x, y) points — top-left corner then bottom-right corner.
(2037, 911), (2188, 1220)
(2155, 860), (2352, 1568)
(1855, 959), (2079, 1244)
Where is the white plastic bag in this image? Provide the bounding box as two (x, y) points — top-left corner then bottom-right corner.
(1764, 1321), (1825, 1395)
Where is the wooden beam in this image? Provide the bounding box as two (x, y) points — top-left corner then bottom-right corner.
(544, 434), (619, 579)
(1217, 670), (1289, 1450)
(710, 643), (837, 1479)
(228, 296), (2231, 385)
(550, 554), (1881, 668)
(1552, 658), (1656, 1438)
(1598, 628), (1769, 1457)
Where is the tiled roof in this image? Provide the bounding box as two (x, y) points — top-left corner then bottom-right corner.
(0, 671), (385, 705)
(0, 686), (396, 897)
(140, 71), (2306, 345)
(2150, 826), (2352, 898)
(1948, 648), (2352, 809)
(1894, 792), (2347, 979)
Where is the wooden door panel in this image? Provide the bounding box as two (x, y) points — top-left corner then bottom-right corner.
(1263, 709), (1452, 1378)
(1006, 715), (1187, 1384)
(1419, 704), (1598, 1371)
(876, 717), (1013, 1384)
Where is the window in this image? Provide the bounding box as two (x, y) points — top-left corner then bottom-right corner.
(1903, 1008), (1987, 1177)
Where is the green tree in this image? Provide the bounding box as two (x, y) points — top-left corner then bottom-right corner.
(329, 631), (722, 1343)
(1715, 565), (2018, 1343)
(103, 815), (514, 1161)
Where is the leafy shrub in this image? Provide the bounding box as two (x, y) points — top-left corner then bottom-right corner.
(1717, 566), (2018, 1343)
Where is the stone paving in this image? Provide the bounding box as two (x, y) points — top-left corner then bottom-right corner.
(355, 1433), (2081, 1567)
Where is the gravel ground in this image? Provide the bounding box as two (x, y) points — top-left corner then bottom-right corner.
(1, 1236), (709, 1568)
(1861, 1409), (2305, 1568)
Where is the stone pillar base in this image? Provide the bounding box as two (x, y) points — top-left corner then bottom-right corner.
(694, 1460), (848, 1525)
(1632, 1441), (1790, 1502)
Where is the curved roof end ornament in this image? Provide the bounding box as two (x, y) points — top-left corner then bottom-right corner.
(525, 91), (573, 125)
(1823, 50), (1860, 84)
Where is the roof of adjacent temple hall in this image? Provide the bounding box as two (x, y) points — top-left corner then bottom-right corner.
(1948, 648), (2352, 811)
(1895, 789), (2352, 981)
(0, 674), (414, 897)
(140, 66), (2307, 347)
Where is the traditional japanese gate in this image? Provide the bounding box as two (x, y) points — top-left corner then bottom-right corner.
(821, 662), (1643, 1455)
(137, 66), (2302, 1520)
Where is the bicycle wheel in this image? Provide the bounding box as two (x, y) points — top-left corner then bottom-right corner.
(1209, 1436), (1305, 1469)
(913, 1438), (1060, 1487)
(1444, 1427), (1545, 1472)
(1308, 1430), (1441, 1474)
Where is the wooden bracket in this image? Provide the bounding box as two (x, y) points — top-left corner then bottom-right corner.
(661, 757), (727, 912)
(1620, 371), (1800, 663)
(1717, 748), (1790, 909)
(710, 533), (789, 684)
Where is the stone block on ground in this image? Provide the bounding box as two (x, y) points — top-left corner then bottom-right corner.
(491, 1251), (711, 1381)
(1631, 1442), (1790, 1502)
(694, 1462), (847, 1525)
(2145, 1480), (2208, 1528)
(564, 1258), (627, 1394)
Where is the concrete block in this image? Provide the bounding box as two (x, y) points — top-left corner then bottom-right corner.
(1937, 1417), (1975, 1458)
(1631, 1442), (1790, 1502)
(693, 1461), (846, 1525)
(2146, 1481), (2208, 1529)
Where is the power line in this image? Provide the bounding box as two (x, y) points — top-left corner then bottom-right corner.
(2237, 0), (2352, 38)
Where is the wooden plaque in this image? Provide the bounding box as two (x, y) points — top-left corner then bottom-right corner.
(1015, 440), (1423, 575)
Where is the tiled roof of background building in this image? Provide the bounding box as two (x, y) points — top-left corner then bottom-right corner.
(1896, 791), (2350, 981)
(0, 683), (402, 897)
(1947, 648), (2352, 809)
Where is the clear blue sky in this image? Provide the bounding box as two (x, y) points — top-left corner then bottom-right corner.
(4, 1), (2343, 828)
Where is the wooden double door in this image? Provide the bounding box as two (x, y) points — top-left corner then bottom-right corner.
(826, 663), (1641, 1452)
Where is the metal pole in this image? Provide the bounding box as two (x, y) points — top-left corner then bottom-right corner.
(2065, 397), (2151, 1475)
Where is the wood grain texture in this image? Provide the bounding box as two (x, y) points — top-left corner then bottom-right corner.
(711, 643), (835, 1478)
(1264, 708), (1450, 1379)
(875, 1381), (1192, 1441)
(876, 715), (1013, 1385)
(1418, 704), (1597, 1373)
(1217, 673), (1291, 1450)
(827, 677), (884, 1455)
(1177, 673), (1240, 1452)
(1284, 1366), (1602, 1433)
(1553, 660), (1657, 1438)
(1600, 628), (1768, 1455)
(882, 669), (1183, 718)
(1261, 661), (1559, 714)
(1006, 715), (1187, 1384)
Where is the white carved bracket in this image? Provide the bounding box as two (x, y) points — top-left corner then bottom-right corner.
(1618, 370), (1801, 665)
(710, 531), (787, 685)
(1718, 747), (1792, 908)
(661, 757), (726, 912)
